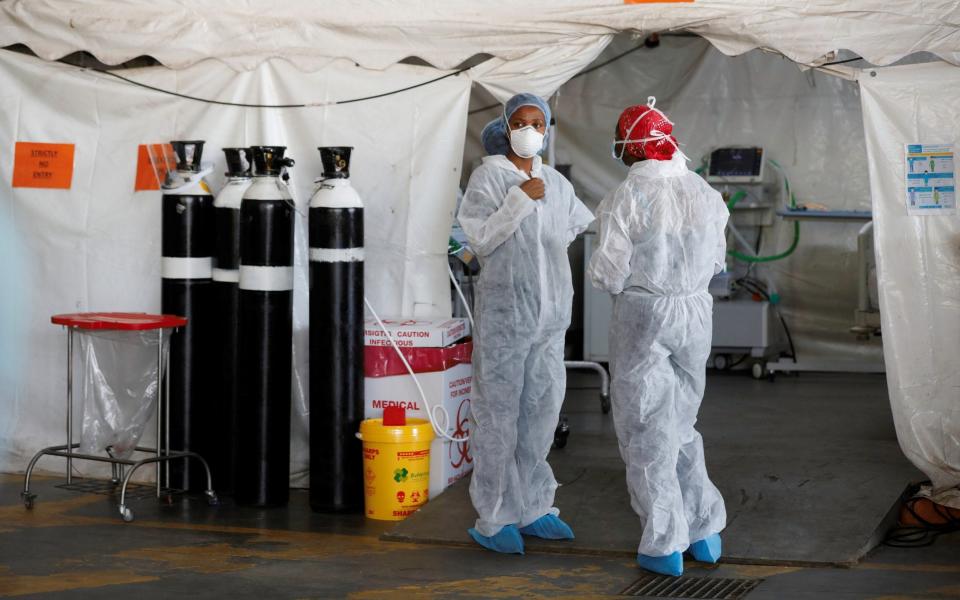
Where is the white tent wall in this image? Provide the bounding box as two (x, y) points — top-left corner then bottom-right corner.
(860, 63), (960, 507)
(0, 50), (471, 483)
(465, 35), (883, 364)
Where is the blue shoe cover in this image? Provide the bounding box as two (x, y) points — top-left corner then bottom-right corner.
(519, 514), (575, 540)
(468, 525), (524, 554)
(689, 533), (722, 564)
(637, 552), (683, 577)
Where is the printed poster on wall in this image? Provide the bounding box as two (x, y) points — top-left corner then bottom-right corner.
(905, 144), (956, 216)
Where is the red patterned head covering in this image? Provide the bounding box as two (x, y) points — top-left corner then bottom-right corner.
(615, 97), (680, 162)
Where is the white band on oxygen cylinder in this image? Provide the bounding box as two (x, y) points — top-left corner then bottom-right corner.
(239, 265), (294, 291)
(309, 247), (365, 263)
(212, 268), (240, 283)
(162, 257), (213, 279)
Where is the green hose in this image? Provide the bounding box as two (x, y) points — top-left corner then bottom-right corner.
(448, 237), (463, 255)
(726, 190), (748, 211)
(729, 221), (800, 263)
(725, 170), (801, 263)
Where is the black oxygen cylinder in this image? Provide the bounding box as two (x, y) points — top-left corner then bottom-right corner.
(211, 147), (252, 495)
(162, 140), (215, 492)
(309, 146), (365, 512)
(236, 146), (296, 507)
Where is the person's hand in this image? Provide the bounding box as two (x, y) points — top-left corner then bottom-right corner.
(520, 178), (545, 200)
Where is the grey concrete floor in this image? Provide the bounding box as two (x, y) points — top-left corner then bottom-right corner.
(390, 371), (921, 566)
(1, 373), (957, 599)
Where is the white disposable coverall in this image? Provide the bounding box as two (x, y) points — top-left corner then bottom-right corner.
(588, 154), (729, 556)
(459, 154), (594, 537)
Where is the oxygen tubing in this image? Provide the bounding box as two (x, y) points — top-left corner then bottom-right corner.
(728, 221), (800, 263)
(726, 169), (801, 263)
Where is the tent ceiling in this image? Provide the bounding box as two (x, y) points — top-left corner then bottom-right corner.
(1, 0), (959, 72)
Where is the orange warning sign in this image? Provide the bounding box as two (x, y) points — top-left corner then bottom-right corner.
(12, 142), (75, 189)
(135, 143), (177, 191)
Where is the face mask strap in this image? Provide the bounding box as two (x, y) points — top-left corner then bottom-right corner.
(504, 103), (548, 132)
(616, 97), (659, 160)
(614, 96), (687, 161)
(503, 103), (548, 158)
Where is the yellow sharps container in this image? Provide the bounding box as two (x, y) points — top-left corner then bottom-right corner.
(358, 417), (434, 520)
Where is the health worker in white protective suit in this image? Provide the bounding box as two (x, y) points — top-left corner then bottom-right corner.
(458, 93), (594, 554)
(588, 98), (728, 577)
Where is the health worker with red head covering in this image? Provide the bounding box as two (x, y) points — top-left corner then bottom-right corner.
(588, 97), (729, 577)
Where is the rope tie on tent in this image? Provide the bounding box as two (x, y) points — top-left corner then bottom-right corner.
(90, 66), (470, 108)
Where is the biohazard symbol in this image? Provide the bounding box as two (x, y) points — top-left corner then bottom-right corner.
(365, 468), (376, 483)
(411, 491), (421, 503)
(449, 398), (473, 469)
(393, 467), (409, 483)
(396, 490), (406, 503)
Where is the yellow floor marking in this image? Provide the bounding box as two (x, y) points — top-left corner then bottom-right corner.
(0, 473), (58, 484)
(0, 490), (391, 549)
(0, 494), (106, 529)
(349, 566), (615, 600)
(727, 564), (803, 578)
(533, 566), (603, 579)
(870, 586), (960, 600)
(114, 532), (408, 576)
(858, 562), (960, 574)
(118, 517), (384, 541)
(1, 487), (420, 585)
(114, 543), (258, 575)
(930, 584), (960, 597)
(0, 569), (158, 597)
(8, 480), (957, 598)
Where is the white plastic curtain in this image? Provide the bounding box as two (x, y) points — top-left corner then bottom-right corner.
(0, 42), (603, 481)
(0, 50), (471, 481)
(860, 62), (960, 507)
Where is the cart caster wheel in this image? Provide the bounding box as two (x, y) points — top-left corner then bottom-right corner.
(713, 354), (730, 371)
(751, 362), (768, 380)
(21, 492), (36, 510)
(553, 416), (570, 449)
(600, 393), (611, 415)
(205, 491), (220, 507)
(119, 506), (134, 522)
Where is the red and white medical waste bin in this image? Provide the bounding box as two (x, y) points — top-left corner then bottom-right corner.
(363, 318), (473, 498)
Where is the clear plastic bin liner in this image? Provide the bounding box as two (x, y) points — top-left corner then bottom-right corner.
(78, 330), (164, 459)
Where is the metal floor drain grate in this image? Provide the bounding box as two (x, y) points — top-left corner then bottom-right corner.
(620, 574), (762, 599)
(56, 479), (184, 501)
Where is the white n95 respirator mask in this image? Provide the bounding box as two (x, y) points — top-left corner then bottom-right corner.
(509, 126), (544, 159)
